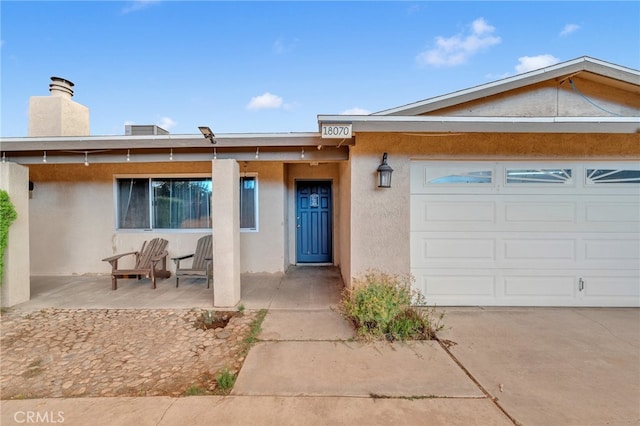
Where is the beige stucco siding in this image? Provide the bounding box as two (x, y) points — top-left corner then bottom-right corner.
(27, 161), (290, 275)
(337, 160), (351, 287)
(346, 132), (640, 284)
(430, 77), (640, 117)
(239, 162), (286, 273)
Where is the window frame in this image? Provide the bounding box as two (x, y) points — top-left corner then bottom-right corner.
(240, 173), (259, 233)
(113, 174), (213, 233)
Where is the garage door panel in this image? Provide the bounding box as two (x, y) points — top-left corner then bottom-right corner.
(585, 202), (640, 225)
(503, 276), (575, 297)
(411, 234), (496, 268)
(585, 239), (640, 261)
(503, 239), (576, 260)
(504, 202), (576, 223)
(410, 161), (640, 307)
(411, 197), (496, 231)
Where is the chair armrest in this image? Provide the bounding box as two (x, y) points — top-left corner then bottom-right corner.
(171, 253), (195, 261)
(151, 250), (169, 263)
(102, 251), (138, 263)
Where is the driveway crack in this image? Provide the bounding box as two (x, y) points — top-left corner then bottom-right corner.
(436, 338), (521, 426)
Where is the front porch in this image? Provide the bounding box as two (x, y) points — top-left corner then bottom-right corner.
(7, 266), (344, 312)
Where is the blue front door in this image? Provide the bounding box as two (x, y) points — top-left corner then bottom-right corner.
(296, 181), (332, 263)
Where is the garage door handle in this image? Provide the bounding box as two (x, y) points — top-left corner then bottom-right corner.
(579, 278), (585, 292)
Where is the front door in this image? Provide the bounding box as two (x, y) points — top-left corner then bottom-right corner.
(296, 181), (332, 263)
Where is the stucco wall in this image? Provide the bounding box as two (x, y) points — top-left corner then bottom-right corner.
(239, 162), (286, 273)
(430, 77), (640, 117)
(347, 132), (640, 283)
(27, 161), (289, 275)
(337, 160), (352, 287)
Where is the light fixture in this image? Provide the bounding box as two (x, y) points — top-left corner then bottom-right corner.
(43, 151), (47, 163)
(169, 149), (173, 161)
(255, 147), (260, 159)
(2, 152), (6, 163)
(84, 151), (89, 167)
(377, 153), (393, 188)
(300, 147), (305, 159)
(126, 149), (131, 162)
(213, 148), (217, 159)
(198, 126), (216, 144)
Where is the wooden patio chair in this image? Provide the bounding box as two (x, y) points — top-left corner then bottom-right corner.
(102, 238), (170, 290)
(171, 235), (213, 288)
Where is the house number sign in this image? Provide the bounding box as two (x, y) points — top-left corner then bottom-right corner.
(321, 123), (352, 138)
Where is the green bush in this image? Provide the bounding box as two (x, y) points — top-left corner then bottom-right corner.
(339, 270), (443, 341)
(216, 368), (236, 392)
(0, 190), (18, 286)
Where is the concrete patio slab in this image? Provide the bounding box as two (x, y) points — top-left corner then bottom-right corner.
(232, 340), (483, 398)
(259, 309), (355, 341)
(1, 395), (513, 426)
(12, 276), (214, 311)
(439, 307), (640, 426)
(269, 266), (343, 310)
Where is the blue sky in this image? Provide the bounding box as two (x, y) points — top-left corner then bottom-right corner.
(1, 1), (638, 137)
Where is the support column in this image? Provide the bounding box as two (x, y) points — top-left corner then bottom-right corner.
(0, 162), (30, 307)
(212, 159), (241, 307)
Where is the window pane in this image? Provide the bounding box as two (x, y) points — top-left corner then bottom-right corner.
(587, 169), (640, 184)
(506, 169), (572, 184)
(117, 178), (150, 229)
(152, 178), (212, 229)
(240, 176), (257, 229)
(430, 170), (492, 184)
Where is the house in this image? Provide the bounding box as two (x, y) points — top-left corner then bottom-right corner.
(1, 56), (639, 308)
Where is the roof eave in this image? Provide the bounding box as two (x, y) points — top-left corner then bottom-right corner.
(373, 57), (640, 116)
(317, 115), (640, 134)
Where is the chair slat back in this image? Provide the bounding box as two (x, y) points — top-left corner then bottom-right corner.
(135, 238), (168, 269)
(191, 235), (213, 270)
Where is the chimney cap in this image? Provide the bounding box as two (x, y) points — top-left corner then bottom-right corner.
(50, 76), (75, 87)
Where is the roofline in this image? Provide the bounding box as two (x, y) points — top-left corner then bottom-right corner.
(0, 132), (354, 152)
(317, 115), (640, 134)
(373, 56), (640, 116)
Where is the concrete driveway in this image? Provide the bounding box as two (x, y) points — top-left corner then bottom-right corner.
(438, 307), (640, 425)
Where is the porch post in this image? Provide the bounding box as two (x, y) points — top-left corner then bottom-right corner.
(0, 162), (30, 307)
(212, 159), (241, 307)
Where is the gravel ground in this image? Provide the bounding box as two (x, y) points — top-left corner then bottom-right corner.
(0, 308), (261, 399)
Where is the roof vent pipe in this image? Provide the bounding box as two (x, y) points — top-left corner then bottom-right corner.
(49, 76), (74, 99)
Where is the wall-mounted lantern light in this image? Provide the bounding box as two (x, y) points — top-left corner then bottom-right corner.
(198, 126), (216, 144)
(377, 152), (393, 188)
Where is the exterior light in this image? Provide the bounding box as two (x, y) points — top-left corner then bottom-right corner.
(377, 153), (393, 188)
(198, 126), (216, 144)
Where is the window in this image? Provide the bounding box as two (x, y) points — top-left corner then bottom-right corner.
(586, 169), (640, 184)
(430, 170), (492, 184)
(240, 175), (258, 231)
(506, 169), (572, 184)
(117, 177), (212, 230)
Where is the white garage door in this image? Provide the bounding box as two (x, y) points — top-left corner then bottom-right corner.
(410, 162), (640, 307)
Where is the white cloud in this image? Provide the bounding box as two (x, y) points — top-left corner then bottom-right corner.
(121, 0), (161, 15)
(272, 37), (299, 55)
(341, 107), (371, 115)
(157, 116), (176, 130)
(416, 18), (501, 67)
(246, 92), (284, 110)
(515, 54), (560, 74)
(560, 24), (580, 36)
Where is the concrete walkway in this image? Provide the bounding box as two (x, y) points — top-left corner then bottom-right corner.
(2, 267), (639, 425)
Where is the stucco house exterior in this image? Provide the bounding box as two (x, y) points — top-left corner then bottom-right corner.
(1, 56), (639, 308)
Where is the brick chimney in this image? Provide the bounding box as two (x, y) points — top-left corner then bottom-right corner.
(29, 76), (90, 137)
